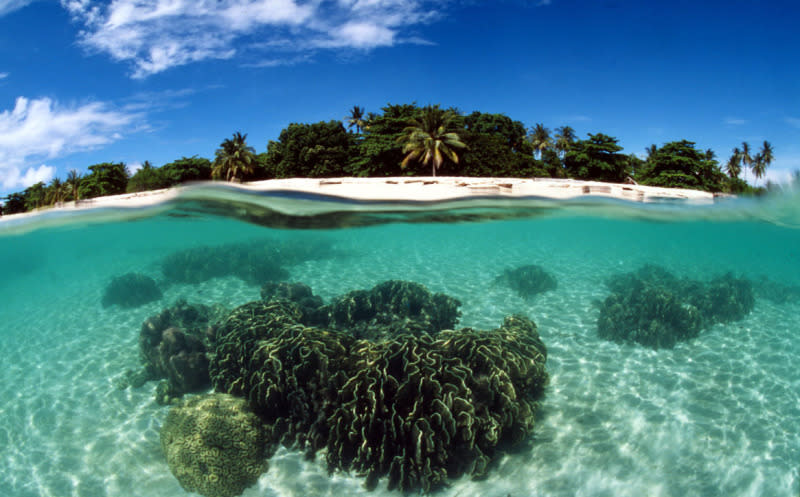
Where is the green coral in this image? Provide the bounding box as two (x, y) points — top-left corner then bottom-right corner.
(493, 264), (557, 299)
(597, 265), (755, 349)
(160, 393), (271, 497)
(208, 281), (547, 492)
(101, 272), (162, 308)
(321, 280), (462, 340)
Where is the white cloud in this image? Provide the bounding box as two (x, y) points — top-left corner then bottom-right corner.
(0, 0), (35, 16)
(0, 96), (141, 189)
(0, 72), (8, 79)
(62, 0), (439, 78)
(724, 117), (747, 125)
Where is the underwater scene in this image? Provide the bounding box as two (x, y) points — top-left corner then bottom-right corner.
(1, 188), (799, 497)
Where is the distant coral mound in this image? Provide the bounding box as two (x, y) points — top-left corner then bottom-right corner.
(208, 280), (547, 492)
(597, 265), (754, 349)
(160, 237), (337, 286)
(160, 393), (271, 497)
(101, 272), (162, 308)
(494, 264), (558, 299)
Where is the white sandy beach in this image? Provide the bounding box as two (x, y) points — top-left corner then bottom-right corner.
(0, 177), (720, 222)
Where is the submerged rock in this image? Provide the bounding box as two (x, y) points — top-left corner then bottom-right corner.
(597, 265), (754, 349)
(493, 264), (558, 299)
(101, 272), (162, 308)
(160, 393), (271, 497)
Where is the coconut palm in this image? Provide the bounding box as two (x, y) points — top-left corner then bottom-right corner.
(741, 141), (753, 183)
(346, 105), (366, 134)
(645, 144), (658, 160)
(528, 123), (552, 159)
(752, 140), (774, 185)
(554, 126), (577, 158)
(212, 132), (256, 182)
(45, 177), (67, 206)
(397, 105), (467, 177)
(725, 147), (742, 179)
(66, 169), (82, 202)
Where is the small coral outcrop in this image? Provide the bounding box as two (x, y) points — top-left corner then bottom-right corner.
(493, 264), (558, 299)
(597, 265), (754, 349)
(101, 272), (162, 308)
(133, 300), (227, 403)
(160, 393), (271, 497)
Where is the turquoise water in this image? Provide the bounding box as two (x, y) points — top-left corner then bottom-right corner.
(1, 187), (799, 497)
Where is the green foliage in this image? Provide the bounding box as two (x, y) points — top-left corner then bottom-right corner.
(160, 393), (271, 497)
(637, 140), (727, 192)
(564, 133), (630, 182)
(127, 161), (167, 193)
(2, 192), (26, 214)
(23, 181), (46, 210)
(265, 120), (354, 178)
(161, 156), (212, 185)
(79, 162), (129, 199)
(347, 103), (422, 176)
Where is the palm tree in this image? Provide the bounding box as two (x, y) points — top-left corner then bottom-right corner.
(645, 144), (658, 160)
(66, 169), (82, 203)
(528, 123), (552, 159)
(741, 141), (753, 183)
(45, 177), (66, 206)
(397, 105), (467, 177)
(346, 105), (366, 134)
(554, 126), (577, 158)
(725, 147), (742, 179)
(212, 132), (256, 182)
(752, 140), (774, 185)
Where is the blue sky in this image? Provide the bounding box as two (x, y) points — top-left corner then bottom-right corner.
(1, 0), (798, 196)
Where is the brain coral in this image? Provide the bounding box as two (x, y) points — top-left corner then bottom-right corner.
(160, 393), (271, 497)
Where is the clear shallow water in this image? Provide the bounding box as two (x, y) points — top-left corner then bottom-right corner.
(1, 187), (799, 497)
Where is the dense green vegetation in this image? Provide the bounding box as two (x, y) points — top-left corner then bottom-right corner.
(1, 102), (789, 216)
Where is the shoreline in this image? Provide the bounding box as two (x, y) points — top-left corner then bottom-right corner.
(0, 176), (721, 223)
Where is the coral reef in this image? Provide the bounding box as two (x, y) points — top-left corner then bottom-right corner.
(597, 265), (754, 349)
(208, 281), (547, 492)
(101, 272), (162, 308)
(134, 300), (227, 403)
(751, 275), (800, 304)
(320, 280), (462, 340)
(326, 314), (548, 492)
(160, 393), (271, 497)
(160, 238), (337, 286)
(493, 264), (557, 299)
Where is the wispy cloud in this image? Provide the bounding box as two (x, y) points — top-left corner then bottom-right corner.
(724, 117), (747, 125)
(0, 0), (35, 17)
(0, 96), (142, 190)
(0, 72), (8, 80)
(785, 117), (800, 129)
(61, 0), (440, 78)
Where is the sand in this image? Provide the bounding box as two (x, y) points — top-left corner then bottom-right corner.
(0, 177), (720, 223)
